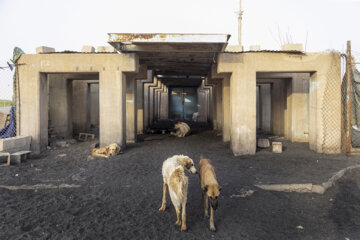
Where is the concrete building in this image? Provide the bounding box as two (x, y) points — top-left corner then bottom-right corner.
(16, 34), (341, 156)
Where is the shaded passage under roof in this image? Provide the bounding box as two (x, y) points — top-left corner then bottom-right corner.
(108, 33), (230, 76)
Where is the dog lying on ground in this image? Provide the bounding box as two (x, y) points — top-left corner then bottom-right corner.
(159, 155), (197, 231)
(170, 121), (191, 138)
(199, 156), (221, 232)
(91, 143), (121, 158)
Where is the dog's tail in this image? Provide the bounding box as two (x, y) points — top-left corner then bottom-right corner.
(171, 167), (188, 201)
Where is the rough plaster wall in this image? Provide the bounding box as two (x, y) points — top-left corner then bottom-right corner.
(89, 83), (99, 127)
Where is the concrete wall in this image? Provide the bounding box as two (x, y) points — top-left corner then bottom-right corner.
(17, 53), (138, 154)
(89, 83), (99, 128)
(258, 84), (271, 133)
(218, 52), (341, 155)
(72, 81), (89, 135)
(48, 74), (72, 139)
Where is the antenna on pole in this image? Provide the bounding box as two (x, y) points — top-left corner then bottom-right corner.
(235, 0), (244, 50)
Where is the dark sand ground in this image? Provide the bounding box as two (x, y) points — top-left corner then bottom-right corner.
(1, 130), (360, 240)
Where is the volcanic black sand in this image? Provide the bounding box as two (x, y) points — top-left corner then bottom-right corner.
(1, 130), (360, 239)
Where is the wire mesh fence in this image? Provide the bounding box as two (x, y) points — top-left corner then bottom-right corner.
(341, 41), (360, 153)
(0, 66), (16, 139)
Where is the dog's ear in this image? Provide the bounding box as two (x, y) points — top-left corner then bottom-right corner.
(203, 185), (208, 193)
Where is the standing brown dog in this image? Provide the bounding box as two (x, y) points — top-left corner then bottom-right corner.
(199, 156), (221, 232)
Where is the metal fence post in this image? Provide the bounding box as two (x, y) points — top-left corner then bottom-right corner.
(346, 40), (352, 154)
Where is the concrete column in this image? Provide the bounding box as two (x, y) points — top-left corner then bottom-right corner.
(48, 74), (73, 139)
(99, 71), (126, 149)
(271, 80), (286, 136)
(230, 70), (257, 155)
(160, 86), (169, 119)
(89, 83), (99, 128)
(256, 85), (260, 129)
(222, 76), (231, 142)
(260, 84), (271, 133)
(136, 79), (144, 134)
(126, 75), (137, 143)
(125, 64), (147, 143)
(289, 74), (309, 142)
(216, 81), (223, 133)
(39, 73), (48, 152)
(142, 70), (154, 131)
(148, 77), (159, 126)
(72, 81), (89, 135)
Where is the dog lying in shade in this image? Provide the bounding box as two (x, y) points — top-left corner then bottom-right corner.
(91, 143), (121, 158)
(170, 121), (191, 138)
(199, 156), (221, 232)
(159, 155), (197, 231)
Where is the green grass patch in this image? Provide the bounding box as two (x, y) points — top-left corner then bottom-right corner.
(0, 99), (13, 107)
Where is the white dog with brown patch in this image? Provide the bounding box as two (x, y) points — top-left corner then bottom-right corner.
(170, 121), (191, 138)
(159, 155), (197, 231)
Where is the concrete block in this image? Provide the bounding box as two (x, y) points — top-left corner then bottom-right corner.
(97, 46), (107, 52)
(105, 46), (116, 52)
(0, 152), (10, 166)
(257, 138), (270, 148)
(36, 46), (55, 54)
(249, 45), (261, 51)
(272, 142), (282, 153)
(10, 151), (31, 165)
(97, 46), (117, 53)
(78, 133), (95, 141)
(0, 136), (31, 153)
(281, 44), (303, 52)
(81, 45), (95, 53)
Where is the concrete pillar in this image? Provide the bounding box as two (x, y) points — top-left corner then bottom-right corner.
(39, 73), (48, 152)
(216, 81), (223, 133)
(72, 81), (89, 135)
(125, 64), (147, 143)
(222, 76), (231, 142)
(142, 70), (154, 131)
(271, 80), (286, 136)
(126, 75), (137, 143)
(160, 86), (169, 119)
(136, 79), (144, 134)
(289, 74), (309, 142)
(256, 86), (260, 129)
(148, 77), (158, 125)
(48, 74), (73, 139)
(99, 71), (126, 149)
(149, 78), (162, 124)
(89, 83), (99, 128)
(230, 71), (257, 155)
(259, 84), (271, 133)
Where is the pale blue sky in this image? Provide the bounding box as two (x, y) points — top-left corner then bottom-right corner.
(0, 0), (359, 99)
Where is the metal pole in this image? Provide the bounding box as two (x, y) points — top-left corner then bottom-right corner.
(346, 40), (352, 154)
(238, 0), (243, 49)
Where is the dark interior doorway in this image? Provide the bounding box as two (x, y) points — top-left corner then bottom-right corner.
(169, 87), (197, 120)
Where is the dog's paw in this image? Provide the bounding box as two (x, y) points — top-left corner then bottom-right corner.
(175, 220), (181, 226)
(209, 224), (216, 232)
(158, 206), (166, 211)
(181, 225), (187, 232)
(204, 212), (209, 219)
